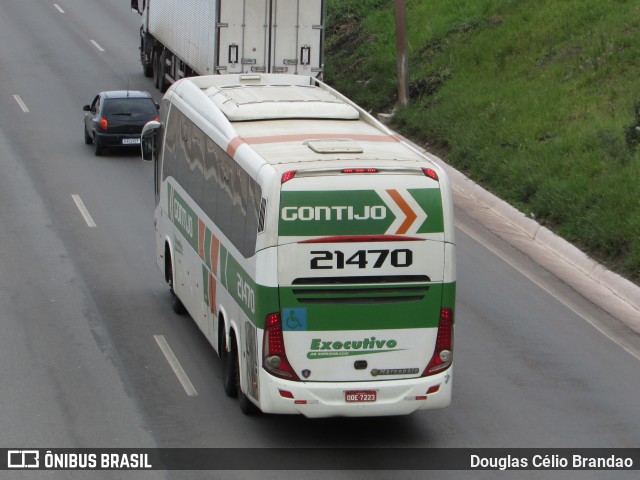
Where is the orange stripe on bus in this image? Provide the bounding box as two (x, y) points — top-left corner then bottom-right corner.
(226, 134), (398, 157)
(243, 133), (400, 145)
(386, 189), (417, 235)
(211, 235), (220, 277)
(209, 273), (217, 316)
(226, 137), (245, 157)
(198, 219), (205, 260)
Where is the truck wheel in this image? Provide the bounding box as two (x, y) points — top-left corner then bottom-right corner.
(143, 62), (153, 78)
(152, 51), (160, 89)
(142, 39), (153, 77)
(158, 52), (169, 93)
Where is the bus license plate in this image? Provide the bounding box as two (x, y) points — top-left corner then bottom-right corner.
(345, 390), (377, 403)
(122, 138), (140, 145)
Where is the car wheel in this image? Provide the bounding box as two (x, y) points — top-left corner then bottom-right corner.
(94, 135), (103, 156)
(84, 126), (93, 145)
(222, 330), (238, 398)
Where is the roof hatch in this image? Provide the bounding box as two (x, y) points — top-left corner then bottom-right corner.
(205, 84), (360, 121)
(304, 139), (364, 154)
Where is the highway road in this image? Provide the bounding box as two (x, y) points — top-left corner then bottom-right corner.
(0, 1), (638, 479)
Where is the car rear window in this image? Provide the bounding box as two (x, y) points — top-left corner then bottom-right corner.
(103, 98), (157, 116)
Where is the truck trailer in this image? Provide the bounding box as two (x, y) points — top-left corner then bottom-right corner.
(131, 0), (325, 91)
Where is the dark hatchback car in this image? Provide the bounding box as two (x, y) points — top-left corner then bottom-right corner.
(83, 91), (158, 156)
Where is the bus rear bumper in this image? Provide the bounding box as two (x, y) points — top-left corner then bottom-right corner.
(256, 367), (452, 418)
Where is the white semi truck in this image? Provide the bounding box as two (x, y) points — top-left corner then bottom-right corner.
(130, 0), (325, 91)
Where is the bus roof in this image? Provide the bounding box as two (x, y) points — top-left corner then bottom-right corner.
(170, 75), (438, 169)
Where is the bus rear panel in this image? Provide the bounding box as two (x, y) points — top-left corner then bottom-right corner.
(256, 168), (455, 417)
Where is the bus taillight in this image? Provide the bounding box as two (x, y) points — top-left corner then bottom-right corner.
(422, 168), (439, 181)
(263, 313), (300, 381)
(422, 308), (453, 376)
(281, 171), (297, 184)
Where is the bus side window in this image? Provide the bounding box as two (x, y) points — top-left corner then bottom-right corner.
(244, 179), (261, 255)
(162, 106), (179, 182)
(215, 153), (234, 239)
(202, 137), (220, 222)
(230, 164), (248, 252)
(172, 111), (189, 188)
(190, 123), (205, 206)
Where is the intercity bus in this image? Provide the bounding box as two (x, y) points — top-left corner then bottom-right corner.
(141, 74), (455, 417)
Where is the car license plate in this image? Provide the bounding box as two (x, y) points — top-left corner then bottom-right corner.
(122, 138), (140, 145)
(345, 390), (377, 403)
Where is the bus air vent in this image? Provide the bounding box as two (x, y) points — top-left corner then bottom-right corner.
(291, 276), (430, 304)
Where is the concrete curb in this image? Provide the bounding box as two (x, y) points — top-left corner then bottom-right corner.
(394, 131), (640, 315)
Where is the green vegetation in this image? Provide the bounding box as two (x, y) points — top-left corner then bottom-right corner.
(325, 0), (640, 283)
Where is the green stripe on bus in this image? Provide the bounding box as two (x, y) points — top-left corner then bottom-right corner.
(278, 282), (454, 331)
(411, 188), (444, 234)
(441, 281), (456, 313)
(218, 244), (279, 326)
(169, 185), (198, 252)
(278, 189), (444, 236)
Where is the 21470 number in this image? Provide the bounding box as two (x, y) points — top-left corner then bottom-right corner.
(310, 249), (413, 270)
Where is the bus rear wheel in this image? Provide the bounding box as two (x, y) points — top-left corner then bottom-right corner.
(222, 330), (238, 398)
(235, 346), (259, 415)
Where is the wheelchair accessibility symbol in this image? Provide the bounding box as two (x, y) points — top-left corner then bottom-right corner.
(282, 308), (307, 331)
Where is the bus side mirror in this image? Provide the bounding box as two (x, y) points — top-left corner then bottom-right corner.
(141, 120), (161, 161)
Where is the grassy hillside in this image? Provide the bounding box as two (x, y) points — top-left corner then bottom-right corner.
(324, 0), (640, 283)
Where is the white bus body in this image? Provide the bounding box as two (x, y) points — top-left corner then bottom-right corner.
(142, 74), (456, 417)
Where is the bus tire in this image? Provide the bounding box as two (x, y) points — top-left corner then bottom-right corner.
(166, 252), (185, 315)
(222, 329), (238, 398)
(238, 373), (260, 416)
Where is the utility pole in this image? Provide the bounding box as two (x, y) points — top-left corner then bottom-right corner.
(395, 0), (409, 107)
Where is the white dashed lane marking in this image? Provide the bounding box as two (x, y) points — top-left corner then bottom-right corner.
(154, 335), (198, 397)
(71, 194), (97, 228)
(13, 95), (29, 113)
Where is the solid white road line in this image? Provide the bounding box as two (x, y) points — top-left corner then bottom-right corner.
(90, 40), (105, 52)
(71, 194), (97, 228)
(53, 4), (65, 13)
(13, 95), (29, 113)
(154, 335), (198, 397)
(457, 221), (640, 363)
